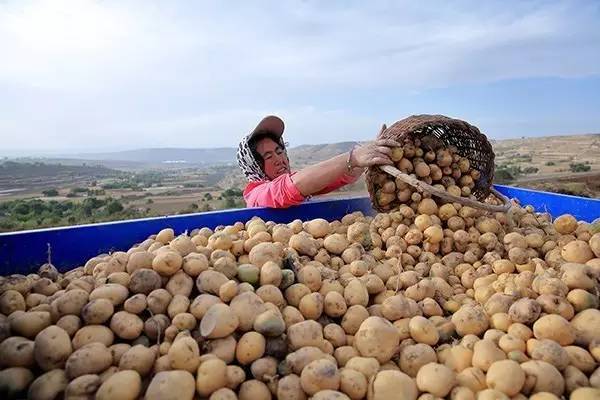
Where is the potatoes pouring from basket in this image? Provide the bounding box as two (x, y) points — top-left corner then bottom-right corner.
(366, 115), (510, 213)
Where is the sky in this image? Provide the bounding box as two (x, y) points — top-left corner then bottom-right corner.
(1, 0), (600, 154)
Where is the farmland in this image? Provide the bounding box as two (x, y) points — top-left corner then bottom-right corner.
(0, 134), (598, 232)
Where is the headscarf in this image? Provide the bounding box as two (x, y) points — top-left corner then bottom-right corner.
(236, 133), (287, 182)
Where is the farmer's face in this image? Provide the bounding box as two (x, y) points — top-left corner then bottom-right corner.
(256, 137), (290, 180)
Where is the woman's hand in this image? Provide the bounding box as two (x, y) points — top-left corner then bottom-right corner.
(349, 139), (401, 168)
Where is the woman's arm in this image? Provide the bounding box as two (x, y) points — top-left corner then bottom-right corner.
(291, 139), (399, 197)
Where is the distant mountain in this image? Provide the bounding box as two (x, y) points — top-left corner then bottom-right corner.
(12, 134), (599, 169)
(64, 143), (359, 167)
(70, 148), (238, 165)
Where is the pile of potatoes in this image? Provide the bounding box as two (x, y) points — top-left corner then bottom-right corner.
(1, 199), (599, 400)
(371, 139), (487, 211)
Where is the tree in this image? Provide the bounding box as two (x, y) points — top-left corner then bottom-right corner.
(42, 189), (59, 197)
(106, 200), (124, 214)
(570, 163), (591, 173)
(204, 193), (213, 201)
(225, 197), (237, 209)
(494, 169), (515, 183)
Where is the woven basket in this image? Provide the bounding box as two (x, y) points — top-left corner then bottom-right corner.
(366, 114), (497, 212)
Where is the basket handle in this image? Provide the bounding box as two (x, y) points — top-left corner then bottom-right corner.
(379, 165), (512, 213)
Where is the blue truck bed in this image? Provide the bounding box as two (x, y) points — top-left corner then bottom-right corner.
(1, 185), (598, 275)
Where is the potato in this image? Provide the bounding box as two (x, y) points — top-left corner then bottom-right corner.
(589, 367), (600, 390)
(284, 347), (330, 375)
(567, 288), (599, 312)
(399, 343), (437, 377)
(168, 336), (200, 372)
(226, 365), (247, 390)
(368, 370), (418, 400)
(129, 268), (162, 294)
(56, 315), (81, 337)
(561, 240), (594, 264)
(250, 356), (277, 381)
(206, 335), (237, 363)
(89, 284), (128, 306)
(508, 298), (542, 324)
(299, 292), (324, 320)
(324, 234), (350, 255)
(197, 270), (229, 295)
(238, 379), (272, 400)
(520, 360), (564, 396)
(530, 339), (569, 370)
(564, 346), (596, 374)
(408, 316), (439, 345)
(249, 242), (283, 267)
(167, 294), (190, 318)
(354, 316), (400, 363)
(92, 370), (140, 400)
(456, 367), (487, 393)
(277, 374), (306, 400)
(237, 331), (266, 365)
(146, 370), (196, 400)
(475, 389), (510, 400)
(230, 291), (266, 331)
(9, 310), (51, 339)
(110, 311), (143, 340)
(64, 374), (102, 399)
(152, 250), (183, 276)
(118, 344), (156, 376)
(288, 320), (325, 350)
(196, 358), (228, 397)
(51, 289), (89, 317)
(26, 369), (68, 400)
(347, 222), (372, 248)
(156, 228), (175, 244)
(444, 345), (473, 373)
(72, 325), (114, 349)
(452, 304), (489, 336)
(123, 293), (147, 314)
(109, 343), (131, 366)
(260, 261), (282, 287)
(485, 359), (524, 396)
(201, 303), (239, 338)
(570, 388), (600, 400)
(416, 362), (456, 397)
(66, 342), (112, 379)
(344, 279), (369, 307)
(570, 308), (600, 346)
(79, 298), (113, 325)
(0, 336), (35, 368)
(472, 339), (506, 372)
(532, 314), (575, 345)
(0, 289), (26, 315)
(564, 365), (589, 393)
(253, 309), (286, 337)
(290, 233), (319, 257)
(300, 358), (340, 395)
(0, 367), (34, 399)
(210, 387), (238, 400)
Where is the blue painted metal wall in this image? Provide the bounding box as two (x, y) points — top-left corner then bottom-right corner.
(0, 196), (374, 274)
(1, 186), (598, 275)
(494, 185), (600, 223)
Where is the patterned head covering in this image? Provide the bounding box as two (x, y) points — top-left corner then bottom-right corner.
(237, 116), (286, 182)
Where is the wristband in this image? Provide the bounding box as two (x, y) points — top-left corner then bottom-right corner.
(347, 146), (358, 172)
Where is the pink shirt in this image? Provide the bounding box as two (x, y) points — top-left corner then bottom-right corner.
(243, 172), (360, 208)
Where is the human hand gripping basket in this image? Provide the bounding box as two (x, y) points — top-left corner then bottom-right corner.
(366, 114), (511, 213)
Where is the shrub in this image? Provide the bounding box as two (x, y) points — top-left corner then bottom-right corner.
(569, 163), (591, 173)
(42, 189), (59, 197)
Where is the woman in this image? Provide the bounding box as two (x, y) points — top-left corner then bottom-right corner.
(237, 115), (399, 208)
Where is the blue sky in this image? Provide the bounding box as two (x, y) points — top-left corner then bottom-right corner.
(1, 0), (599, 153)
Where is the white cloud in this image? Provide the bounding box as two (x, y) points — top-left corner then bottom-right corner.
(0, 0), (599, 150)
